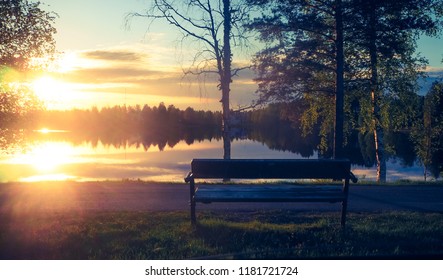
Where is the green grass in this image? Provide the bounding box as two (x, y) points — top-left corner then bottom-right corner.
(1, 210), (443, 259)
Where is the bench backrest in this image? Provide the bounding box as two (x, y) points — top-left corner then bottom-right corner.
(191, 159), (351, 180)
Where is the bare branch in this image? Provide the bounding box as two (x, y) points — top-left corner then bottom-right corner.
(231, 65), (252, 78)
(232, 103), (260, 112)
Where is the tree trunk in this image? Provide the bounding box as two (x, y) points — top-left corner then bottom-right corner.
(221, 0), (231, 160)
(369, 3), (386, 183)
(424, 166), (428, 182)
(334, 0), (344, 159)
(372, 91), (387, 183)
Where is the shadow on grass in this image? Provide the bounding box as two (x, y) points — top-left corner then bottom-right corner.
(1, 210), (443, 259)
(193, 210), (443, 259)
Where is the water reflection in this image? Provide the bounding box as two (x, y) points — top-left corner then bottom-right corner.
(0, 131), (302, 182)
(0, 127), (430, 182)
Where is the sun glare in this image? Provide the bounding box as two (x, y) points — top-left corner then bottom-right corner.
(20, 174), (77, 182)
(10, 142), (76, 172)
(38, 128), (50, 134)
(56, 52), (79, 73)
(31, 75), (86, 110)
(31, 143), (70, 172)
(32, 76), (64, 102)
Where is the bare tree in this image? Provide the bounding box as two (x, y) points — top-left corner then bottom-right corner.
(127, 0), (252, 160)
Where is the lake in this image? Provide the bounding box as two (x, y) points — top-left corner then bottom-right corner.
(0, 129), (426, 183)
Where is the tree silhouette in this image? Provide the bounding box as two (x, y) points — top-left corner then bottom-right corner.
(126, 0), (253, 160)
(0, 0), (57, 70)
(248, 0), (443, 181)
(247, 0), (350, 158)
(1, 0), (57, 128)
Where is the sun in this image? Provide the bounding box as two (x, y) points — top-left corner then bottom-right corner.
(38, 128), (50, 134)
(32, 76), (63, 102)
(57, 52), (78, 72)
(31, 75), (83, 110)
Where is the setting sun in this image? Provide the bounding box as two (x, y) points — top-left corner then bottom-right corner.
(37, 128), (50, 134)
(56, 51), (79, 73)
(30, 75), (92, 110)
(32, 76), (65, 104)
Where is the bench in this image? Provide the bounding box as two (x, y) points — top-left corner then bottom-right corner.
(184, 159), (357, 228)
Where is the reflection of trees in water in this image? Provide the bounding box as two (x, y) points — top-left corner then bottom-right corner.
(1, 103), (441, 179)
(0, 126), (223, 154)
(353, 130), (416, 168)
(242, 123), (318, 158)
(243, 119), (423, 172)
(0, 121), (424, 161)
(1, 124), (440, 179)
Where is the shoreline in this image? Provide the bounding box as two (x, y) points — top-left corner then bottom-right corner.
(1, 178), (443, 187)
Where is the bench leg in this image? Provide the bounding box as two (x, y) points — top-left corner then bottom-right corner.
(341, 179), (350, 229)
(189, 179), (197, 226)
(341, 200), (347, 228)
(191, 200), (196, 226)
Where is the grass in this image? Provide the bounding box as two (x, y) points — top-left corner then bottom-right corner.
(1, 210), (443, 259)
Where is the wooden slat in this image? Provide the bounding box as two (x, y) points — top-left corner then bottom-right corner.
(194, 185), (345, 203)
(191, 159), (351, 180)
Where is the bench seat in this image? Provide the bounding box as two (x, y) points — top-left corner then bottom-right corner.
(195, 185), (345, 203)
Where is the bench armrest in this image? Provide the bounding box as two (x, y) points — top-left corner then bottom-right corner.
(184, 172), (194, 183)
(350, 172), (358, 183)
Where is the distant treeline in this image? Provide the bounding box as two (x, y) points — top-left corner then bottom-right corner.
(34, 103), (223, 151)
(36, 103), (222, 132)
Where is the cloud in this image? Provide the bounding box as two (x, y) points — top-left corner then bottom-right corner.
(49, 44), (257, 109)
(58, 45), (185, 85)
(80, 50), (147, 62)
(68, 45), (256, 84)
(61, 66), (172, 84)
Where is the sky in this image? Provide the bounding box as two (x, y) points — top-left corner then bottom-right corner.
(33, 0), (257, 111)
(33, 0), (443, 111)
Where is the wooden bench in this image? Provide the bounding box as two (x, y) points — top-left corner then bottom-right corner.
(184, 159), (357, 228)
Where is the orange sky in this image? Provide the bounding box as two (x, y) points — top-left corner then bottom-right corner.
(30, 0), (443, 111)
(32, 45), (257, 111)
(29, 0), (258, 111)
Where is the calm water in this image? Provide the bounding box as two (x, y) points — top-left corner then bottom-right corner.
(0, 129), (426, 182)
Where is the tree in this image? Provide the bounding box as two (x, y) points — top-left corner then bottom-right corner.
(350, 0), (443, 182)
(1, 0), (57, 127)
(0, 82), (42, 127)
(412, 82), (443, 180)
(249, 0), (442, 182)
(127, 0), (252, 160)
(1, 0), (57, 71)
(247, 0), (353, 157)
